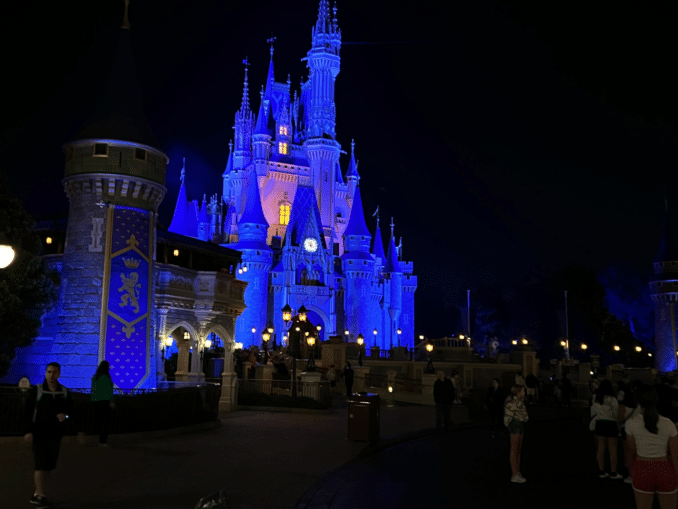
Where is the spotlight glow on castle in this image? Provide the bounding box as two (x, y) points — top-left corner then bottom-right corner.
(3, 0), (417, 394)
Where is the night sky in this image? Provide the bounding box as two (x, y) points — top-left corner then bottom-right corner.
(3, 1), (677, 337)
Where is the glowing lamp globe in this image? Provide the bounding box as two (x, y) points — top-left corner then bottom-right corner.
(426, 343), (433, 353)
(251, 327), (256, 334)
(282, 304), (292, 322)
(0, 245), (16, 268)
(357, 334), (364, 346)
(262, 332), (270, 342)
(613, 345), (620, 352)
(522, 339), (528, 345)
(581, 343), (588, 350)
(164, 337), (173, 347)
(512, 340), (518, 345)
(635, 346), (642, 352)
(204, 340), (212, 349)
(560, 341), (566, 347)
(298, 305), (308, 322)
(307, 336), (315, 347)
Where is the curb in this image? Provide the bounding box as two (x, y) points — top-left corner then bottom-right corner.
(0, 419), (221, 445)
(236, 405), (332, 415)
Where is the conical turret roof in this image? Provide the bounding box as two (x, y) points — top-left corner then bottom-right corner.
(70, 19), (162, 151)
(344, 186), (370, 237)
(372, 218), (386, 264)
(384, 234), (401, 273)
(168, 158), (188, 235)
(239, 176), (269, 227)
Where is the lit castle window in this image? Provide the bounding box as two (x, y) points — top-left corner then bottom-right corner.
(279, 126), (288, 136)
(279, 204), (290, 225)
(279, 142), (288, 155)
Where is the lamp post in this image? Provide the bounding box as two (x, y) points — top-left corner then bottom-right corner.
(202, 339), (212, 374)
(357, 333), (364, 366)
(344, 330), (350, 343)
(307, 335), (316, 371)
(251, 327), (256, 346)
(373, 328), (378, 348)
(397, 328), (402, 347)
(425, 342), (434, 374)
(262, 330), (270, 364)
(281, 304), (309, 398)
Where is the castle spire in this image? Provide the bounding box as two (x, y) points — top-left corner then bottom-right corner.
(240, 58), (251, 115)
(347, 140), (359, 177)
(384, 219), (401, 273)
(315, 0), (331, 35)
(222, 140), (233, 178)
(265, 36), (276, 100)
(344, 185), (370, 238)
(371, 213), (386, 264)
(239, 175), (269, 229)
(169, 158), (188, 235)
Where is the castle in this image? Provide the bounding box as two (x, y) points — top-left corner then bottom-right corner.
(167, 0), (417, 351)
(1, 1), (416, 394)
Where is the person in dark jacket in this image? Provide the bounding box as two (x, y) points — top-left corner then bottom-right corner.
(24, 362), (73, 508)
(344, 362), (354, 398)
(485, 378), (505, 436)
(434, 371), (455, 433)
(91, 360), (115, 447)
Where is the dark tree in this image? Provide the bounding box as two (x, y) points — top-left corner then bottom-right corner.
(0, 174), (58, 378)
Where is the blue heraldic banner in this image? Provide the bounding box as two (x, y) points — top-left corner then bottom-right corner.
(100, 206), (153, 389)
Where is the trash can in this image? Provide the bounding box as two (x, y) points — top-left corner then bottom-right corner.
(348, 393), (380, 442)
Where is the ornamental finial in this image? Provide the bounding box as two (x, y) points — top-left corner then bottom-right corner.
(390, 217), (394, 237)
(180, 157), (185, 184)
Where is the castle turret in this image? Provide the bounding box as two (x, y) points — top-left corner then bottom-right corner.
(371, 215), (386, 268)
(346, 140), (360, 204)
(198, 194), (209, 241)
(235, 175), (272, 346)
(341, 186), (373, 339)
(253, 100), (273, 165)
(384, 220), (403, 349)
(650, 208), (678, 372)
(59, 3), (167, 389)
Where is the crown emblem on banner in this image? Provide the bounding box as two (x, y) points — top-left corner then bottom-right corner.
(123, 257), (141, 269)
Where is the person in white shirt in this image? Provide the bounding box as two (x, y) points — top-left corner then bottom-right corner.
(626, 384), (678, 509)
(590, 379), (622, 479)
(619, 385), (641, 484)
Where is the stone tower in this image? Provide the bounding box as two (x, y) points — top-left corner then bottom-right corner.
(650, 209), (678, 373)
(57, 5), (168, 388)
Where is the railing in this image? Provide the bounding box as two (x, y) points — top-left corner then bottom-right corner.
(238, 379), (331, 408)
(0, 385), (221, 436)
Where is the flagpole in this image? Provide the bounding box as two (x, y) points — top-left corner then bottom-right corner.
(564, 290), (570, 360)
(467, 290), (471, 337)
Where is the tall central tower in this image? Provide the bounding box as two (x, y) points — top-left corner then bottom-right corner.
(303, 0), (342, 248)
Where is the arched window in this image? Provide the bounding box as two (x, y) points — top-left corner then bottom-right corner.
(279, 204), (291, 225)
(278, 142), (288, 155)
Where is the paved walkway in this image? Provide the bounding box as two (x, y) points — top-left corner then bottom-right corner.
(298, 408), (639, 509)
(0, 396), (639, 509)
(0, 395), (464, 509)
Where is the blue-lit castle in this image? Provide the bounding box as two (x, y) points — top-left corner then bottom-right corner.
(2, 1), (416, 396)
(167, 1), (417, 350)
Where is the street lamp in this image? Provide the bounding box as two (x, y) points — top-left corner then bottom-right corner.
(635, 346), (642, 352)
(397, 328), (402, 347)
(298, 305), (307, 322)
(262, 330), (270, 364)
(163, 337), (173, 359)
(512, 340), (518, 345)
(0, 244), (16, 269)
(307, 335), (316, 371)
(614, 345), (620, 352)
(251, 326), (256, 345)
(425, 343), (434, 374)
(316, 324), (322, 342)
(357, 333), (364, 366)
(373, 328), (378, 348)
(281, 304), (311, 398)
(266, 322), (275, 350)
(581, 343), (588, 350)
(344, 330), (349, 343)
(522, 338), (528, 345)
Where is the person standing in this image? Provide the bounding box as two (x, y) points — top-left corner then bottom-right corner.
(619, 385), (641, 484)
(590, 379), (622, 479)
(344, 362), (354, 399)
(434, 371), (454, 433)
(91, 360), (115, 447)
(24, 362), (73, 508)
(626, 384), (678, 509)
(504, 384), (529, 483)
(451, 370), (463, 404)
(486, 378), (505, 437)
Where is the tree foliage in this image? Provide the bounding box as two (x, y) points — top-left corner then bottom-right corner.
(0, 174), (59, 378)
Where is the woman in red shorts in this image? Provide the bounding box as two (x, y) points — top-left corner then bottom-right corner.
(626, 384), (678, 509)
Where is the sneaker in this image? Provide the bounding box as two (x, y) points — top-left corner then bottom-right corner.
(599, 471), (609, 479)
(30, 495), (52, 507)
(624, 476), (633, 484)
(511, 475), (527, 483)
(609, 472), (623, 480)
